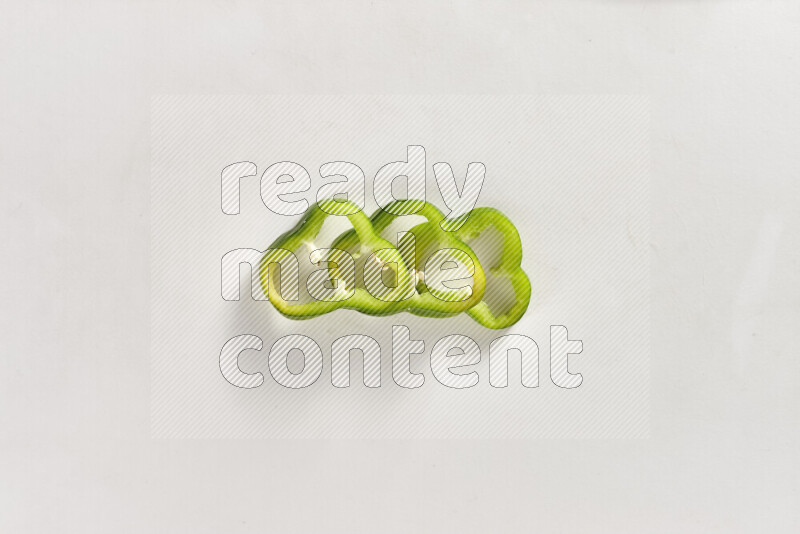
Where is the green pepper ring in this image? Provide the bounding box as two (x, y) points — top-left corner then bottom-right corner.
(454, 207), (532, 329)
(333, 201), (531, 329)
(330, 200), (488, 318)
(258, 199), (487, 319)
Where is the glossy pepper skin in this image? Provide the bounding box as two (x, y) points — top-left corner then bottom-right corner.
(333, 201), (531, 329)
(258, 199), (486, 320)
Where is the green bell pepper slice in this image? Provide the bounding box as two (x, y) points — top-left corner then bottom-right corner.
(453, 207), (531, 329)
(330, 200), (488, 318)
(333, 202), (531, 329)
(258, 199), (416, 319)
(259, 199), (487, 320)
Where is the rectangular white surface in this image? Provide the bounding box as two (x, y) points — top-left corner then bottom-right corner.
(151, 95), (650, 438)
(2, 2), (799, 532)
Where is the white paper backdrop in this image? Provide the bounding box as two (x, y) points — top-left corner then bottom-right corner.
(151, 95), (649, 438)
(2, 2), (799, 532)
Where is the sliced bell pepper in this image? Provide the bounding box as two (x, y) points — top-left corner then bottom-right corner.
(453, 207), (531, 329)
(259, 199), (529, 328)
(330, 200), (487, 318)
(259, 199), (487, 320)
(333, 202), (530, 328)
(258, 199), (416, 319)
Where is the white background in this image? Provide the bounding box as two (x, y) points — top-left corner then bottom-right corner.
(151, 95), (649, 439)
(2, 1), (799, 532)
